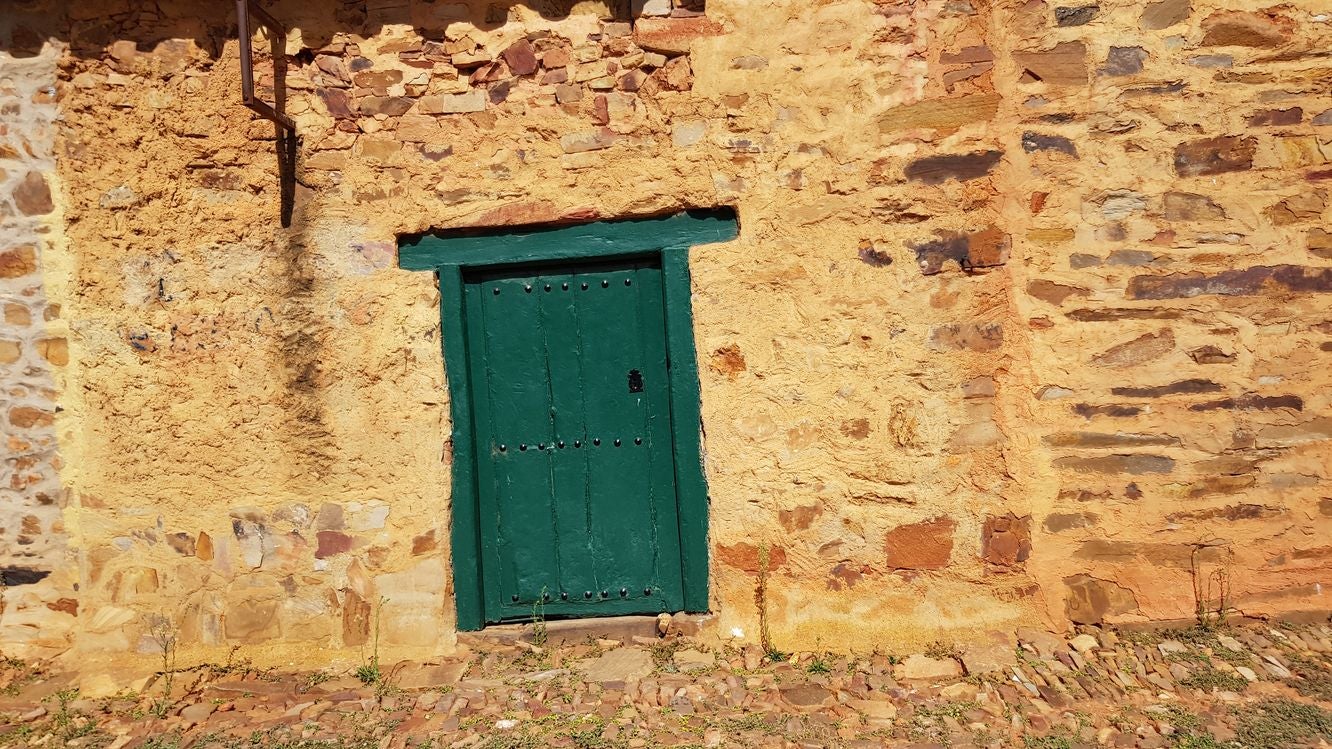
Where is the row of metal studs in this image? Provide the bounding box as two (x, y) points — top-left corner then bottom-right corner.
(499, 437), (642, 451)
(491, 278), (633, 295)
(511, 587), (654, 603)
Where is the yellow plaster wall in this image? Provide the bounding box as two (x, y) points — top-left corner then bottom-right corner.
(0, 0), (1327, 673)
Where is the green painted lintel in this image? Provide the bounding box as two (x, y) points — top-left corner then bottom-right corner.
(399, 208), (738, 271)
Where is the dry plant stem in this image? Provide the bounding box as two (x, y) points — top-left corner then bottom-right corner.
(1191, 542), (1233, 630)
(532, 587), (548, 648)
(757, 542), (773, 656)
(148, 613), (178, 718)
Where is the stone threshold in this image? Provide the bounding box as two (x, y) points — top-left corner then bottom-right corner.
(457, 612), (714, 648)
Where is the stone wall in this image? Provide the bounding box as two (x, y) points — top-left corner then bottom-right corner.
(1001, 0), (1332, 626)
(0, 35), (76, 658)
(0, 0), (1327, 672)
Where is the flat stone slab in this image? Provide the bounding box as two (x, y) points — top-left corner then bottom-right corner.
(1017, 627), (1066, 659)
(847, 698), (897, 720)
(519, 668), (568, 683)
(205, 679), (298, 697)
(179, 702), (216, 723)
(673, 648), (715, 673)
(460, 615), (661, 647)
(0, 672), (76, 708)
(665, 612), (715, 638)
(893, 653), (963, 681)
(962, 631), (1018, 675)
(577, 647), (654, 683)
(780, 684), (833, 708)
(1157, 640), (1188, 656)
(394, 662), (468, 690)
(1070, 633), (1100, 653)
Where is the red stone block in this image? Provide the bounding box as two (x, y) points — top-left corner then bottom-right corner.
(633, 17), (724, 56)
(884, 517), (955, 570)
(501, 39), (539, 76)
(715, 542), (786, 573)
(315, 530), (353, 559)
(1173, 135), (1256, 176)
(1201, 10), (1293, 48)
(14, 172), (53, 216)
(982, 514), (1032, 568)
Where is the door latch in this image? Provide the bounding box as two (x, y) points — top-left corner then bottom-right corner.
(627, 369), (643, 393)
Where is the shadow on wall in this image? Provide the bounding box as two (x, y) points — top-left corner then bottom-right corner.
(270, 180), (339, 482)
(0, 0), (669, 60)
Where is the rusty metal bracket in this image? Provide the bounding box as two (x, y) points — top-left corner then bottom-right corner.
(237, 0), (298, 226)
(237, 0), (295, 131)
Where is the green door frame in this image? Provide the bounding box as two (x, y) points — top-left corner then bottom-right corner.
(399, 209), (739, 630)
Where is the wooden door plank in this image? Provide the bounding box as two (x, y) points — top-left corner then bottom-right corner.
(538, 269), (598, 604)
(464, 278), (515, 618)
(576, 261), (659, 604)
(478, 273), (561, 608)
(635, 264), (685, 607)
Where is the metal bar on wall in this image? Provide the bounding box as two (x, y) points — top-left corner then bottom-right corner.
(236, 0), (298, 226)
(237, 0), (295, 131)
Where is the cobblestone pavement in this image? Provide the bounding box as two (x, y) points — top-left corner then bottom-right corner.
(1, 620), (1330, 748)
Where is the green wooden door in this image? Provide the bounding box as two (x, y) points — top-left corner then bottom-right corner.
(462, 256), (685, 622)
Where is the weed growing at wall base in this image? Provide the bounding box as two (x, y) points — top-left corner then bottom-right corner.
(532, 587), (548, 648)
(147, 612), (180, 719)
(754, 543), (786, 662)
(51, 687), (97, 741)
(0, 653), (40, 696)
(1189, 542), (1232, 631)
(355, 597), (388, 687)
(924, 640), (962, 660)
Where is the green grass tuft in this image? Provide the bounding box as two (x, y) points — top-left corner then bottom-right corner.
(1022, 736), (1073, 749)
(1180, 666), (1248, 693)
(1233, 698), (1332, 749)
